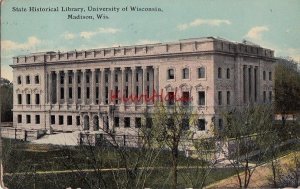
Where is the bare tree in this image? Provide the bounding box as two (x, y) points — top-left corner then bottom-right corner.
(148, 102), (198, 189)
(219, 104), (275, 188)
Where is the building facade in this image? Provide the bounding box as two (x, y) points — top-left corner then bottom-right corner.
(11, 37), (276, 137)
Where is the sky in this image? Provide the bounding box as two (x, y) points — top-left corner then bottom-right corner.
(1, 0), (300, 81)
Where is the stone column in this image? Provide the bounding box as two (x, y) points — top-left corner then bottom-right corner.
(100, 68), (105, 105)
(252, 66), (256, 103)
(56, 71), (60, 105)
(49, 72), (53, 105)
(110, 68), (115, 104)
(142, 66), (147, 105)
(73, 70), (78, 105)
(153, 66), (159, 94)
(131, 67), (136, 105)
(91, 69), (96, 105)
(82, 69), (86, 104)
(120, 67), (125, 105)
(64, 70), (68, 105)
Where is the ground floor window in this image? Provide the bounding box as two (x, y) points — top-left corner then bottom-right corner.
(59, 115), (64, 125)
(51, 115), (55, 124)
(198, 119), (205, 131)
(18, 115), (22, 123)
(67, 116), (72, 125)
(124, 117), (130, 128)
(35, 115), (40, 124)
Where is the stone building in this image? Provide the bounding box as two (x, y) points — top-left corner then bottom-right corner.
(10, 37), (276, 137)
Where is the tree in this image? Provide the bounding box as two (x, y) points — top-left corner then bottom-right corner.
(219, 104), (275, 188)
(0, 78), (13, 122)
(148, 102), (198, 189)
(275, 58), (300, 114)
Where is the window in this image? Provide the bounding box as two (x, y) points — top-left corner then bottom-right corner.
(26, 115), (31, 124)
(18, 115), (22, 123)
(218, 67), (222, 78)
(198, 67), (205, 78)
(269, 91), (272, 102)
(96, 74), (99, 84)
(136, 86), (139, 96)
(18, 94), (22, 104)
(76, 116), (80, 126)
(68, 75), (72, 84)
(69, 88), (72, 99)
(59, 115), (64, 125)
(105, 74), (108, 83)
(87, 87), (90, 99)
(35, 115), (40, 124)
(114, 117), (119, 127)
(182, 68), (189, 79)
(218, 119), (223, 130)
(135, 117), (141, 128)
(182, 92), (190, 106)
(182, 118), (189, 130)
(167, 92), (175, 105)
(17, 76), (22, 84)
(78, 87), (81, 99)
(226, 68), (230, 79)
(26, 75), (30, 84)
(198, 91), (205, 106)
(67, 116), (72, 125)
(125, 86), (129, 98)
(227, 91), (230, 105)
(263, 71), (266, 80)
(269, 72), (272, 81)
(34, 75), (39, 84)
(218, 91), (222, 105)
(105, 86), (108, 104)
(146, 118), (153, 128)
(60, 74), (64, 84)
(146, 86), (150, 98)
(124, 117), (130, 128)
(35, 94), (40, 105)
(263, 91), (266, 103)
(168, 69), (174, 80)
(125, 73), (129, 82)
(136, 72), (139, 82)
(51, 115), (55, 124)
(77, 75), (81, 83)
(26, 94), (31, 104)
(198, 119), (205, 131)
(115, 73), (118, 82)
(60, 88), (64, 99)
(86, 74), (90, 83)
(147, 72), (150, 81)
(96, 87), (99, 99)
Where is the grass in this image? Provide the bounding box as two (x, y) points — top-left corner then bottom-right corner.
(2, 138), (239, 188)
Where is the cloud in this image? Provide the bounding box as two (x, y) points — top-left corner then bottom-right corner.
(62, 32), (76, 40)
(80, 31), (97, 39)
(1, 66), (13, 81)
(177, 18), (231, 31)
(1, 36), (41, 51)
(245, 26), (269, 41)
(80, 27), (120, 39)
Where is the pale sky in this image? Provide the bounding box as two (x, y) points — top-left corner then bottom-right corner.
(1, 0), (300, 81)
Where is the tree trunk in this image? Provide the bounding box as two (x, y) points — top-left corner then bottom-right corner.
(172, 145), (178, 189)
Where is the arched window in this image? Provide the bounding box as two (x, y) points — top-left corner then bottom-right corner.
(218, 67), (222, 78)
(263, 71), (266, 80)
(182, 68), (189, 79)
(198, 67), (205, 78)
(226, 68), (230, 79)
(17, 76), (22, 84)
(34, 75), (40, 84)
(167, 68), (175, 80)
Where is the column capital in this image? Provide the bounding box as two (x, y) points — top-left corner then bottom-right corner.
(142, 65), (147, 69)
(81, 69), (87, 73)
(56, 70), (60, 74)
